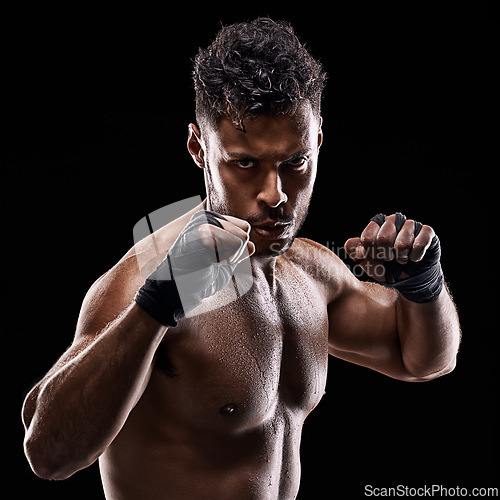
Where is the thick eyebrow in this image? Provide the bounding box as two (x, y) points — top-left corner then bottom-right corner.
(225, 149), (312, 162)
(225, 152), (259, 160)
(283, 149), (312, 163)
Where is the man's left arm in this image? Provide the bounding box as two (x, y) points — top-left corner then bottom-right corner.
(329, 212), (461, 381)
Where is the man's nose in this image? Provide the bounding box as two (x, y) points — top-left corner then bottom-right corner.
(256, 168), (288, 208)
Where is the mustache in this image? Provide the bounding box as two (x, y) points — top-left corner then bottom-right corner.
(246, 208), (294, 225)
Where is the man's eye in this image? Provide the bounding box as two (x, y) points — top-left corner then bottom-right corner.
(235, 159), (256, 169)
(286, 157), (307, 168)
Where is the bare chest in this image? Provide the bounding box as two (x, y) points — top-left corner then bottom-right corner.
(151, 266), (329, 432)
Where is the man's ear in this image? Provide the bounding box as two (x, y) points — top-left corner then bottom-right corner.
(187, 123), (206, 168)
(317, 116), (323, 151)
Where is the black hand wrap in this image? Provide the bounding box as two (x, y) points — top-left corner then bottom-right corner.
(134, 210), (230, 327)
(369, 212), (443, 303)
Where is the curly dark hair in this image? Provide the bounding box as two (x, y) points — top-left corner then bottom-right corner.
(193, 18), (326, 133)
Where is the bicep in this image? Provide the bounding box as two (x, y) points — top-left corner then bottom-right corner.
(328, 276), (413, 381)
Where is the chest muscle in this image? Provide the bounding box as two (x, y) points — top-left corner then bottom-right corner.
(150, 272), (329, 431)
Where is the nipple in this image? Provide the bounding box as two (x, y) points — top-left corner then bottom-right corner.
(219, 403), (238, 416)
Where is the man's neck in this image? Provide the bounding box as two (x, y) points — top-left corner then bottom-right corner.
(251, 255), (278, 290)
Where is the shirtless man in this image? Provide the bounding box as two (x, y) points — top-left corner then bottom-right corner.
(22, 18), (461, 499)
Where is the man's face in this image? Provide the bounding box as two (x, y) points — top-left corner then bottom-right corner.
(189, 104), (323, 257)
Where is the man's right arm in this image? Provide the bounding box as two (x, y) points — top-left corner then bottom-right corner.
(22, 260), (168, 480)
(21, 209), (254, 480)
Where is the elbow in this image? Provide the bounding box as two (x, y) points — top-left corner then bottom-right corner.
(23, 431), (93, 481)
(404, 356), (457, 382)
(24, 435), (70, 480)
(24, 441), (61, 480)
(26, 460), (69, 481)
(22, 391), (67, 479)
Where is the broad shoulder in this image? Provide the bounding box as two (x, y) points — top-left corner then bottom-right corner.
(74, 205), (202, 340)
(281, 237), (346, 275)
(278, 238), (355, 302)
(74, 249), (147, 341)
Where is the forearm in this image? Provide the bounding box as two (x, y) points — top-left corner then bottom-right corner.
(23, 303), (166, 479)
(397, 284), (461, 379)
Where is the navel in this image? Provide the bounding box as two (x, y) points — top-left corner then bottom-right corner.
(219, 403), (238, 416)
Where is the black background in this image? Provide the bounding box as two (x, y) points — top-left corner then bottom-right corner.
(6, 1), (498, 498)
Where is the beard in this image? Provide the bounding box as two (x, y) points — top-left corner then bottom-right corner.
(206, 180), (310, 258)
(247, 206), (309, 258)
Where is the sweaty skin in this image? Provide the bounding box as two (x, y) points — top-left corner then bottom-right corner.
(22, 104), (460, 500)
(99, 231), (332, 499)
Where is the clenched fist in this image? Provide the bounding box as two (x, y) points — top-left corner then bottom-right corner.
(135, 210), (255, 327)
(344, 212), (443, 303)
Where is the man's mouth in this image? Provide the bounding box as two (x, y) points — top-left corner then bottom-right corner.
(251, 220), (292, 240)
